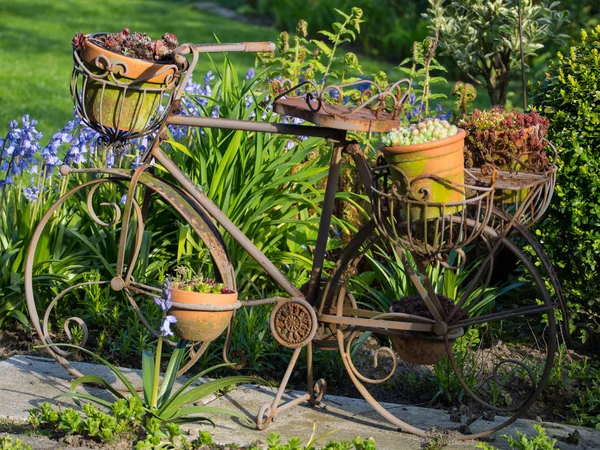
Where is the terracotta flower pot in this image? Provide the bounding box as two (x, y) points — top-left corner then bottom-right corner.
(169, 288), (238, 342)
(78, 34), (178, 132)
(381, 129), (466, 219)
(391, 329), (462, 365)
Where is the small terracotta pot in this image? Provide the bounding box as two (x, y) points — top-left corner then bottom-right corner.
(391, 329), (462, 366)
(169, 288), (238, 342)
(78, 34), (178, 132)
(381, 129), (466, 220)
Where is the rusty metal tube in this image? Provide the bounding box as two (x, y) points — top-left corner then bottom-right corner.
(166, 115), (346, 140)
(174, 42), (275, 55)
(152, 147), (303, 298)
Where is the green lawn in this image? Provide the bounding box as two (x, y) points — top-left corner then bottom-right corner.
(0, 0), (282, 138)
(0, 0), (493, 141)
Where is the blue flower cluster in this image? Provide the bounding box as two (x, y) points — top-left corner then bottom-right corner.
(0, 67), (302, 201)
(0, 115), (43, 187)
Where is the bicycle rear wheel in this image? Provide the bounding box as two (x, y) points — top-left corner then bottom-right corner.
(321, 220), (558, 439)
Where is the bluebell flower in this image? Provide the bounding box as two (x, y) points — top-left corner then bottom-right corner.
(106, 152), (115, 168)
(1, 115), (43, 182)
(203, 71), (215, 85)
(245, 68), (255, 80)
(120, 194), (127, 205)
(154, 295), (173, 313)
(131, 155), (143, 169)
(211, 105), (220, 118)
(160, 315), (177, 337)
(23, 185), (40, 202)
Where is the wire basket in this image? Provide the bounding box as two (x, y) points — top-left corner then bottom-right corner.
(371, 164), (495, 260)
(465, 140), (557, 232)
(71, 41), (183, 144)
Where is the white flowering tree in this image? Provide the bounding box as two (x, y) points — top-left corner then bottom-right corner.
(425, 0), (569, 106)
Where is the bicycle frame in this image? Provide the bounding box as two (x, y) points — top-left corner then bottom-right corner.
(138, 43), (374, 308)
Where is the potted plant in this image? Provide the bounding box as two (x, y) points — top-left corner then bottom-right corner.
(380, 118), (465, 219)
(458, 107), (550, 203)
(72, 29), (181, 133)
(378, 30), (466, 220)
(164, 267), (238, 342)
(389, 295), (466, 365)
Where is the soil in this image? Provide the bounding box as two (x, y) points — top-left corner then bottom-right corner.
(0, 329), (39, 362)
(390, 295), (467, 321)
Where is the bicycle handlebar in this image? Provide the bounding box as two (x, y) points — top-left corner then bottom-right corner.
(173, 42), (275, 56)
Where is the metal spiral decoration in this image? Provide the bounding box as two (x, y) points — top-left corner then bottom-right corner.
(272, 77), (412, 120)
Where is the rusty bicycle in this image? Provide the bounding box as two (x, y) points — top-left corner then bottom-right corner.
(24, 38), (566, 439)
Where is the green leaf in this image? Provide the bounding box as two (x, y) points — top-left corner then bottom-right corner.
(53, 392), (114, 409)
(69, 375), (125, 403)
(312, 39), (333, 57)
(157, 340), (188, 406)
(142, 350), (155, 406)
(159, 376), (262, 419)
(36, 344), (139, 399)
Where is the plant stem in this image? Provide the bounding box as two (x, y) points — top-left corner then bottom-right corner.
(151, 335), (163, 409)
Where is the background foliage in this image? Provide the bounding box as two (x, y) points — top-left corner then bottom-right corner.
(532, 25), (600, 344)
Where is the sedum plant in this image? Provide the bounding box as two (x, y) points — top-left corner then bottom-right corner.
(458, 107), (549, 170)
(169, 266), (234, 294)
(381, 118), (458, 147)
(425, 0), (569, 106)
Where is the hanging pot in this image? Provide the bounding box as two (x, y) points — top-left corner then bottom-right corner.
(391, 328), (463, 365)
(77, 34), (178, 133)
(169, 288), (238, 342)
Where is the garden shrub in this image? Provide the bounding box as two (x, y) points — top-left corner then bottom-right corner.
(531, 26), (600, 344)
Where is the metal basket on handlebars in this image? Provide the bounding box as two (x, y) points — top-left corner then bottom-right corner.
(71, 34), (184, 143)
(371, 163), (495, 261)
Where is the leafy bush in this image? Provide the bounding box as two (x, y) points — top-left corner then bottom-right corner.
(426, 0), (569, 106)
(531, 26), (600, 344)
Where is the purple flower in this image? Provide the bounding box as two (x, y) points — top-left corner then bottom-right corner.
(245, 68), (255, 80)
(106, 152), (115, 168)
(211, 105), (220, 118)
(160, 315), (177, 337)
(203, 71), (215, 85)
(23, 185), (40, 202)
(153, 295), (172, 313)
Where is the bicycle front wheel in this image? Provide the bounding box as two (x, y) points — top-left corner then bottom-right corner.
(24, 168), (236, 378)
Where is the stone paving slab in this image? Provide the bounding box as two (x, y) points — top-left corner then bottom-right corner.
(0, 355), (598, 449)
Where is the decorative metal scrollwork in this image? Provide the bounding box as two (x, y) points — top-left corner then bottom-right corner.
(270, 299), (317, 349)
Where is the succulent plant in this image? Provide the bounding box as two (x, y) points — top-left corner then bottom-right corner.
(381, 118), (458, 147)
(458, 107), (549, 171)
(170, 266), (235, 294)
(74, 28), (179, 62)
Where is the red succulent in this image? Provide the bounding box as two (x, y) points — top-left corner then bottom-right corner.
(72, 32), (87, 49)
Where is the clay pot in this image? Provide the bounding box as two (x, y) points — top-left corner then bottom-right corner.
(381, 129), (466, 219)
(391, 329), (462, 365)
(78, 34), (178, 132)
(169, 288), (238, 342)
